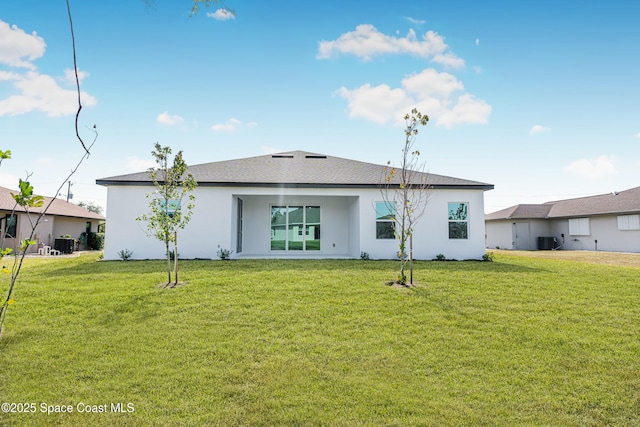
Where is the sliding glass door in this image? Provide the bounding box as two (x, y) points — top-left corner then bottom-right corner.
(271, 205), (320, 252)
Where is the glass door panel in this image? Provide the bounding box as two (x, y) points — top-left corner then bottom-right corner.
(270, 206), (287, 250)
(305, 206), (320, 250)
(287, 206), (303, 250)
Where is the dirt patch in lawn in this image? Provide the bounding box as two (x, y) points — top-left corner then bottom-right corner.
(491, 250), (640, 268)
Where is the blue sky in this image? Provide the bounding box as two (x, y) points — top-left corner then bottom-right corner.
(1, 0), (639, 213)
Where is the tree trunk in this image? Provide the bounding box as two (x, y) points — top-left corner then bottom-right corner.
(409, 234), (413, 285)
(173, 231), (178, 286)
(165, 240), (171, 285)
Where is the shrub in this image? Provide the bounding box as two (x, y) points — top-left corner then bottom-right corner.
(360, 251), (370, 260)
(217, 248), (232, 260)
(435, 253), (446, 261)
(87, 232), (105, 250)
(117, 249), (133, 261)
(483, 252), (495, 262)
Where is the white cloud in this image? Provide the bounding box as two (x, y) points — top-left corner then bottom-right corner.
(634, 132), (640, 138)
(335, 68), (491, 128)
(317, 24), (464, 67)
(563, 155), (618, 179)
(206, 9), (235, 21)
(0, 20), (45, 69)
(62, 68), (90, 86)
(0, 20), (96, 117)
(529, 125), (551, 135)
(405, 17), (426, 25)
(261, 146), (283, 154)
(211, 117), (256, 132)
(156, 111), (185, 126)
(437, 93), (492, 128)
(0, 71), (97, 117)
(475, 38), (480, 46)
(126, 157), (157, 172)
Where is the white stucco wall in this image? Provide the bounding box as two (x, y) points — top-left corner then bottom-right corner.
(486, 215), (640, 253)
(236, 194), (356, 257)
(550, 215), (640, 252)
(2, 213), (96, 253)
(102, 184), (489, 261)
(485, 220), (514, 249)
(485, 220), (553, 250)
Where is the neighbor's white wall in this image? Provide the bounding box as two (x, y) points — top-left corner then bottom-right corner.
(25, 214), (55, 252)
(550, 215), (640, 253)
(485, 219), (553, 250)
(529, 220), (553, 247)
(53, 217), (93, 240)
(485, 220), (514, 250)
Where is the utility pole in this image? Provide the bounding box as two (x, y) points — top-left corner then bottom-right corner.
(66, 181), (73, 202)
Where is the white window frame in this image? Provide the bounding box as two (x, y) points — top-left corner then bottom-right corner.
(617, 214), (640, 230)
(448, 202), (469, 240)
(568, 218), (590, 236)
(375, 202), (395, 239)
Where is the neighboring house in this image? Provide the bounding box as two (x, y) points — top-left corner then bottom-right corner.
(96, 151), (494, 261)
(0, 186), (105, 253)
(485, 186), (640, 252)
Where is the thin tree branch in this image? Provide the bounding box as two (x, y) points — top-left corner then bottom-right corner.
(66, 0), (90, 155)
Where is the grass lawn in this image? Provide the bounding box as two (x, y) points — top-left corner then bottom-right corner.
(1, 252), (639, 426)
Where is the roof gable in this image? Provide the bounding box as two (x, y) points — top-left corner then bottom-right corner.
(96, 150), (493, 190)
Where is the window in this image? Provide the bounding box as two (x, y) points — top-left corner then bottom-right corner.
(375, 202), (395, 239)
(618, 214), (640, 230)
(270, 205), (320, 251)
(569, 218), (590, 236)
(448, 202), (469, 239)
(4, 214), (17, 239)
(159, 199), (181, 218)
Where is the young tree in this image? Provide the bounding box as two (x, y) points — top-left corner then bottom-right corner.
(380, 108), (430, 286)
(77, 201), (103, 215)
(137, 143), (197, 287)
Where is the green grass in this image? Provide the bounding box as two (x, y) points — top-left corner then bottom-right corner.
(1, 253), (639, 426)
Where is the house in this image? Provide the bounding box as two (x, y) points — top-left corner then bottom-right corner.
(485, 186), (640, 252)
(96, 151), (494, 260)
(0, 186), (105, 253)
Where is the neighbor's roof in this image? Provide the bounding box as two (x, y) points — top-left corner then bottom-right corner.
(96, 150), (494, 190)
(484, 204), (553, 221)
(0, 186), (104, 220)
(486, 186), (640, 220)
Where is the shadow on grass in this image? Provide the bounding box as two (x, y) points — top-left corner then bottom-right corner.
(44, 257), (546, 278)
(98, 292), (163, 327)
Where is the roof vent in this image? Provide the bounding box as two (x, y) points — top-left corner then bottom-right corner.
(272, 155), (294, 159)
(305, 155), (327, 159)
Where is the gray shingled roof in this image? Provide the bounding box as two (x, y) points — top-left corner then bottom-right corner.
(484, 204), (553, 221)
(547, 186), (640, 218)
(96, 150), (494, 190)
(486, 186), (640, 220)
(0, 186), (104, 220)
